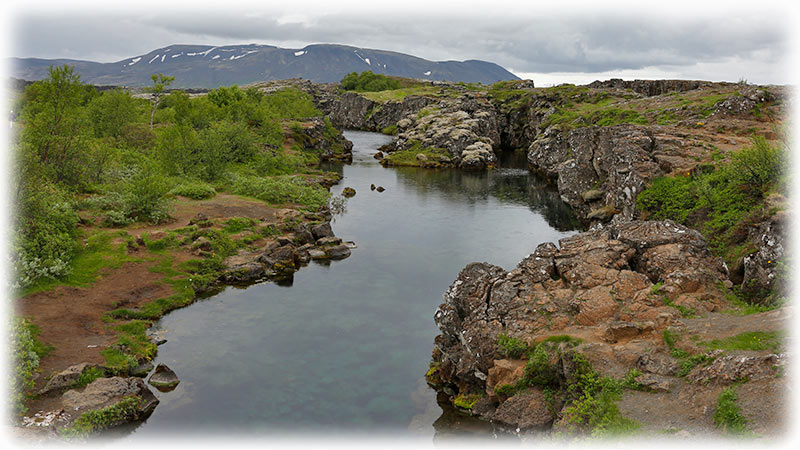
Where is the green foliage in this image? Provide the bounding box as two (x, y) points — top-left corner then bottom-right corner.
(622, 368), (644, 390)
(523, 344), (559, 387)
(10, 317), (51, 414)
(147, 73), (174, 128)
(22, 230), (137, 295)
(341, 71), (402, 92)
(497, 334), (529, 359)
(381, 124), (398, 135)
(637, 137), (786, 297)
(222, 217), (257, 234)
(231, 174), (329, 209)
(88, 89), (138, 138)
(494, 383), (518, 397)
(169, 181), (217, 199)
(713, 387), (747, 434)
(60, 395), (142, 437)
(700, 331), (783, 352)
(564, 353), (640, 436)
(71, 366), (106, 389)
(13, 181), (79, 288)
(19, 65), (91, 187)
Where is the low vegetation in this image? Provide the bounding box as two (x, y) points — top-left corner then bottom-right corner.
(9, 318), (52, 414)
(637, 136), (786, 303)
(713, 387), (748, 434)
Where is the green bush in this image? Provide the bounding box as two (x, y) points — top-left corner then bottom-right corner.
(9, 317), (51, 414)
(169, 181), (216, 200)
(231, 174), (329, 209)
(341, 71), (402, 92)
(13, 182), (79, 288)
(497, 334), (529, 359)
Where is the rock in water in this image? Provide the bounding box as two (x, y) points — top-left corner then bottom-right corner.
(376, 186), (385, 192)
(342, 187), (356, 197)
(148, 364), (180, 391)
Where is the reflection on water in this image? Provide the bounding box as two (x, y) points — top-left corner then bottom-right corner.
(124, 131), (581, 441)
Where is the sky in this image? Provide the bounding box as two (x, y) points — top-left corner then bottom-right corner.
(3, 0), (798, 86)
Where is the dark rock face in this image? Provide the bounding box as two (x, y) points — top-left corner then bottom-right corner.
(742, 199), (787, 301)
(528, 125), (667, 223)
(288, 116), (353, 162)
(311, 223), (335, 240)
(585, 79), (710, 96)
(433, 220), (726, 393)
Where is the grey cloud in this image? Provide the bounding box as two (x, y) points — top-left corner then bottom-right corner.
(9, 6), (791, 81)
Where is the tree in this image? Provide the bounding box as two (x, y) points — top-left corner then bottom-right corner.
(147, 73), (174, 128)
(88, 88), (137, 138)
(20, 65), (88, 186)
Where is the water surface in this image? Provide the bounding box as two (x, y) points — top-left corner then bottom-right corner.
(125, 131), (580, 439)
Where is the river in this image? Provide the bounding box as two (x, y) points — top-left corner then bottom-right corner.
(123, 131), (581, 440)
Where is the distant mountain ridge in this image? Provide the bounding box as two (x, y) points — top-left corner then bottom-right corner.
(9, 43), (520, 88)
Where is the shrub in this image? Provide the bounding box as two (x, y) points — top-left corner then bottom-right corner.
(523, 344), (559, 387)
(9, 317), (51, 414)
(231, 175), (329, 209)
(729, 136), (784, 189)
(169, 181), (216, 200)
(497, 334), (529, 359)
(713, 387), (747, 434)
(13, 182), (79, 288)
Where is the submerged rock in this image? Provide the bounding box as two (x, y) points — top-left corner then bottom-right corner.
(148, 364), (180, 391)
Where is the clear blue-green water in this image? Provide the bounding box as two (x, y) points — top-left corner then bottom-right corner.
(124, 131), (580, 439)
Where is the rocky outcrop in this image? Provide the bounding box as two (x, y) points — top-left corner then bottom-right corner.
(741, 195), (788, 301)
(527, 124), (704, 223)
(381, 94), (501, 169)
(60, 377), (158, 431)
(288, 117), (353, 162)
(38, 363), (105, 396)
(585, 79), (712, 96)
(148, 364), (180, 391)
(432, 220), (726, 394)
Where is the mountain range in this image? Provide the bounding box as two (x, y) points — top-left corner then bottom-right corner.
(9, 43), (520, 88)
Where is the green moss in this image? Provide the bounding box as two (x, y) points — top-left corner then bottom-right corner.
(453, 392), (483, 410)
(382, 141), (451, 167)
(494, 383), (519, 397)
(700, 331), (783, 352)
(380, 124), (397, 135)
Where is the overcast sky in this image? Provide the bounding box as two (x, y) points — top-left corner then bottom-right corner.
(3, 0), (798, 85)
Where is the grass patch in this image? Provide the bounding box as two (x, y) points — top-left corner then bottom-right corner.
(663, 329), (714, 376)
(22, 230), (138, 296)
(713, 387), (748, 434)
(700, 331), (783, 352)
(70, 366), (106, 390)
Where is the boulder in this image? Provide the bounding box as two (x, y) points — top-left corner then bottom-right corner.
(147, 364), (180, 391)
(342, 187), (357, 197)
(39, 363), (104, 396)
(326, 245), (351, 260)
(310, 222), (334, 240)
(61, 377), (159, 426)
(490, 389), (554, 431)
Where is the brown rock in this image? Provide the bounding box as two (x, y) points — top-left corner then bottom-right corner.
(486, 359), (526, 397)
(491, 389), (554, 430)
